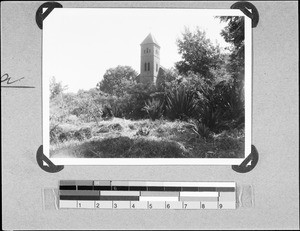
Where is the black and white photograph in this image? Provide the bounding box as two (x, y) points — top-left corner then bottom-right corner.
(43, 8), (251, 165)
(2, 1), (299, 230)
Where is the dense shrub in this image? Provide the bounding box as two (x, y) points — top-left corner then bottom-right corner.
(143, 98), (164, 121)
(190, 119), (212, 141)
(102, 104), (114, 120)
(195, 80), (241, 132)
(216, 81), (245, 130)
(110, 103), (124, 118)
(165, 85), (197, 121)
(58, 131), (73, 142)
(50, 124), (63, 144)
(128, 84), (158, 119)
(68, 90), (103, 125)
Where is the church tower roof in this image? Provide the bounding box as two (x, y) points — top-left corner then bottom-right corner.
(140, 33), (160, 47)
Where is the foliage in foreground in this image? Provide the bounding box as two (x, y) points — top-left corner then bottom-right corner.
(50, 118), (244, 159)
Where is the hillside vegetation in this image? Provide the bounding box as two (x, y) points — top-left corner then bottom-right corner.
(50, 20), (246, 159)
(50, 117), (244, 158)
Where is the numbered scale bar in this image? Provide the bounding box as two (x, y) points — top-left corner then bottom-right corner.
(59, 181), (236, 210)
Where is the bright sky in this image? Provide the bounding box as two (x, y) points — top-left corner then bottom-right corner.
(43, 9), (239, 93)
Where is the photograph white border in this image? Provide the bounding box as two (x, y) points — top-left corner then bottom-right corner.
(43, 8), (251, 165)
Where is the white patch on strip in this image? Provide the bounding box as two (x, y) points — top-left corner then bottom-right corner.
(180, 192), (219, 197)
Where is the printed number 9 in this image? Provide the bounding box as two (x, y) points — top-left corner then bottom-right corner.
(219, 204), (223, 209)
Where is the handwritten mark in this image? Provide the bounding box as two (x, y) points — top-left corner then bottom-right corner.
(1, 73), (35, 88)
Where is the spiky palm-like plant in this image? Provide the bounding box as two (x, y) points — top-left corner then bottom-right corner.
(142, 98), (164, 121)
(166, 86), (197, 121)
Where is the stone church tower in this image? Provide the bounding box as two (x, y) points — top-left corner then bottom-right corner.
(139, 33), (161, 85)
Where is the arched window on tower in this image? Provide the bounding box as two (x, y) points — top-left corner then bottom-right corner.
(144, 63), (147, 71)
(148, 62), (150, 71)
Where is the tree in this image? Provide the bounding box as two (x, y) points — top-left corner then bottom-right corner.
(218, 16), (245, 84)
(49, 76), (68, 99)
(70, 90), (102, 126)
(217, 16), (245, 129)
(96, 65), (138, 97)
(175, 27), (222, 79)
(156, 67), (178, 91)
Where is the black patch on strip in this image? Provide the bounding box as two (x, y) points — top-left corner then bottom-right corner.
(77, 185), (93, 190)
(100, 196), (139, 201)
(129, 186), (147, 191)
(59, 185), (76, 190)
(198, 187), (217, 191)
(164, 187), (181, 191)
(147, 187), (164, 191)
(112, 186), (129, 191)
(216, 187), (235, 192)
(181, 187), (199, 191)
(94, 186), (112, 191)
(60, 195), (100, 200)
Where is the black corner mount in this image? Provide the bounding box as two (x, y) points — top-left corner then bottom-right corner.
(231, 1), (259, 28)
(36, 1), (63, 29)
(36, 145), (64, 173)
(232, 145), (259, 173)
(231, 2), (259, 173)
